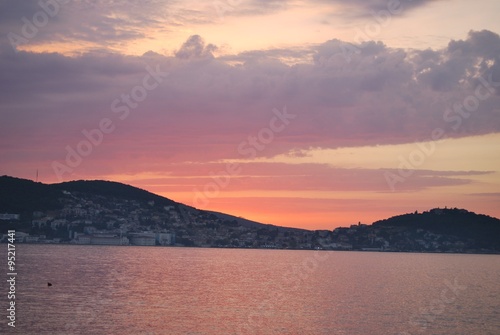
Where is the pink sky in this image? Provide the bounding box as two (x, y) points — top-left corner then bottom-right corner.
(1, 0), (499, 229)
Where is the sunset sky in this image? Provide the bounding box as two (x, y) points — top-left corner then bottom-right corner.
(1, 0), (499, 230)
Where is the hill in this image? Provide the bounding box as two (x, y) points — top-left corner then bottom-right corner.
(370, 208), (500, 251)
(1, 175), (499, 253)
(328, 208), (500, 253)
(0, 176), (311, 248)
(0, 176), (64, 214)
(0, 176), (177, 213)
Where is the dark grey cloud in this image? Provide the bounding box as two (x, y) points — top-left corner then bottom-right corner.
(317, 0), (440, 19)
(212, 0), (436, 20)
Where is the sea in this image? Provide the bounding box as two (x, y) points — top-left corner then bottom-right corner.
(1, 244), (499, 335)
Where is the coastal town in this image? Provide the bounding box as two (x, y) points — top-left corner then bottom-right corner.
(1, 177), (499, 253)
(1, 186), (317, 249)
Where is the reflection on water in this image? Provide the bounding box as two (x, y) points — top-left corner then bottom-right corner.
(2, 244), (499, 334)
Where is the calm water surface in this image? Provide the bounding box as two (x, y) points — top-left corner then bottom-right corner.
(1, 244), (499, 334)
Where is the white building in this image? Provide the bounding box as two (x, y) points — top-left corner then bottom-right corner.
(130, 235), (156, 246)
(25, 236), (40, 243)
(74, 234), (91, 244)
(91, 236), (129, 245)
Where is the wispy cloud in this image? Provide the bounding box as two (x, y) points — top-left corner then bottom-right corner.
(0, 0), (176, 51)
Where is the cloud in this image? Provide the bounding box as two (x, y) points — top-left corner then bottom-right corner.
(136, 162), (489, 193)
(175, 35), (217, 59)
(339, 0), (434, 14)
(0, 0), (444, 53)
(211, 0), (436, 21)
(468, 192), (500, 197)
(312, 0), (442, 22)
(0, 0), (176, 51)
(1, 31), (500, 182)
(413, 30), (500, 92)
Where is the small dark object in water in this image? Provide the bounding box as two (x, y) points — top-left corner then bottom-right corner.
(47, 282), (52, 287)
